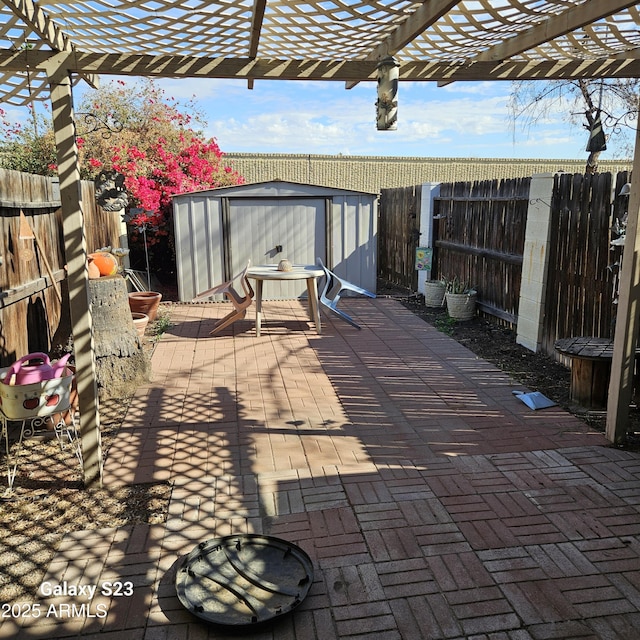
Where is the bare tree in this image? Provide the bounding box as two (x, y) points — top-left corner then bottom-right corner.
(508, 79), (639, 173)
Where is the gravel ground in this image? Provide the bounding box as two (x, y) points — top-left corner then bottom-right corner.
(0, 309), (174, 605)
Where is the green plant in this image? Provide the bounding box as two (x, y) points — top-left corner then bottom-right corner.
(442, 275), (475, 294)
(150, 308), (172, 340)
(435, 315), (456, 335)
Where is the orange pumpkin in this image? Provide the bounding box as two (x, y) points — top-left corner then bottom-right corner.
(87, 256), (101, 279)
(88, 252), (118, 277)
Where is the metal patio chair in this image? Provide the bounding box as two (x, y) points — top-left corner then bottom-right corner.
(316, 258), (376, 329)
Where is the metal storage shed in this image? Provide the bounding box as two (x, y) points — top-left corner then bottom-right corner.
(173, 180), (378, 301)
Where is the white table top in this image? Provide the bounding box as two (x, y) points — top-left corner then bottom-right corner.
(247, 264), (324, 280)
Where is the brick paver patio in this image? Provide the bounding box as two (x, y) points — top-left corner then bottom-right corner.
(3, 297), (640, 639)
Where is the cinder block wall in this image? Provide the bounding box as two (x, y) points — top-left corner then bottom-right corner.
(225, 153), (632, 194)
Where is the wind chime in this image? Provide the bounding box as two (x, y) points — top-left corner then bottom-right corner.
(376, 56), (399, 131)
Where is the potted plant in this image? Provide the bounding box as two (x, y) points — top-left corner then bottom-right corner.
(424, 278), (446, 308)
(443, 276), (477, 321)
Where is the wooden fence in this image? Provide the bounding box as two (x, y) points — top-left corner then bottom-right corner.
(433, 178), (530, 324)
(541, 171), (627, 355)
(378, 171), (629, 359)
(0, 169), (122, 367)
(378, 184), (421, 290)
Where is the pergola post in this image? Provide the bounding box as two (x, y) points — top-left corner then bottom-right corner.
(47, 60), (103, 487)
(607, 104), (640, 445)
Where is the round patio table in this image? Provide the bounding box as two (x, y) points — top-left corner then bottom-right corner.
(247, 264), (324, 337)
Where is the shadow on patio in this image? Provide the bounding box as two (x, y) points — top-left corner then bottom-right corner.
(4, 297), (640, 639)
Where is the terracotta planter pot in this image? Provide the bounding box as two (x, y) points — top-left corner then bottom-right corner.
(131, 312), (149, 338)
(128, 291), (162, 322)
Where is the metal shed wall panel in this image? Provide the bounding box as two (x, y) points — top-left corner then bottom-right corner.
(329, 196), (377, 294)
(174, 195), (225, 301)
(228, 198), (326, 299)
(173, 181), (377, 302)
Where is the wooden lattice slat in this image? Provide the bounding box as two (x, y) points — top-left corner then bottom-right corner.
(0, 1), (637, 104)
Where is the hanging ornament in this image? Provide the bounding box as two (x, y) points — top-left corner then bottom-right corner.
(376, 56), (399, 131)
(586, 110), (607, 153)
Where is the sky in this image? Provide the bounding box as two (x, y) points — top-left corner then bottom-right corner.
(149, 77), (634, 161)
(9, 76), (634, 161)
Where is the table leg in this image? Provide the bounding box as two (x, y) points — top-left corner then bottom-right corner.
(255, 280), (263, 337)
(306, 277), (322, 334)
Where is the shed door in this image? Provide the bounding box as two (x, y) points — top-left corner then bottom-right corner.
(228, 198), (326, 299)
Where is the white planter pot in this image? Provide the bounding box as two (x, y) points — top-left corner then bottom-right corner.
(445, 291), (477, 321)
(424, 281), (446, 308)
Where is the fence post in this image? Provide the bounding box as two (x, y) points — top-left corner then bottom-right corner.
(417, 182), (440, 295)
(516, 173), (555, 352)
(608, 113), (640, 445)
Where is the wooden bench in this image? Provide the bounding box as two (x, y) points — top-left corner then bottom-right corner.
(554, 337), (619, 410)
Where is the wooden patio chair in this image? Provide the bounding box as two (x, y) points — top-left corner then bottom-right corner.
(193, 261), (254, 335)
(316, 258), (375, 329)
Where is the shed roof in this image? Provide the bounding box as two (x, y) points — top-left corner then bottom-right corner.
(173, 180), (378, 199)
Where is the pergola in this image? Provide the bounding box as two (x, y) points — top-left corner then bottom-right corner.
(0, 1), (638, 486)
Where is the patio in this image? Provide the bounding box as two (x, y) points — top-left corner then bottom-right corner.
(3, 296), (640, 639)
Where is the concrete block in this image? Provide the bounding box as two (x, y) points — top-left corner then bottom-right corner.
(517, 173), (555, 352)
(516, 315), (544, 352)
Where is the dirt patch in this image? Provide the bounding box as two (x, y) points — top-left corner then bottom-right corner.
(0, 397), (172, 605)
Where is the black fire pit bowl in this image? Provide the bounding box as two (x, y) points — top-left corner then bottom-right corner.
(175, 534), (314, 630)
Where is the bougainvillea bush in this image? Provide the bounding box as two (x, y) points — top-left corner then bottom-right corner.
(91, 134), (243, 242)
(1, 79), (244, 284)
(79, 79), (244, 280)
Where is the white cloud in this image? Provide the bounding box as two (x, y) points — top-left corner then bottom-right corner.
(210, 87), (520, 155)
(75, 76), (607, 159)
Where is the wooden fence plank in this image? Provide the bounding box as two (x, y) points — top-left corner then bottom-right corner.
(378, 184), (420, 289)
(432, 177), (529, 325)
(541, 171), (622, 357)
(0, 169), (123, 367)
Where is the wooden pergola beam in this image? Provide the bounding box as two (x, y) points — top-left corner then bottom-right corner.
(247, 0), (267, 89)
(3, 50), (640, 82)
(0, 0), (99, 86)
(1, 0), (69, 51)
(607, 100), (640, 445)
(346, 0), (462, 89)
(369, 0), (462, 60)
(46, 54), (102, 487)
